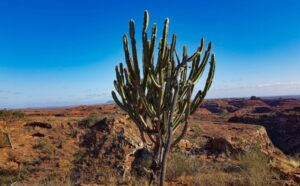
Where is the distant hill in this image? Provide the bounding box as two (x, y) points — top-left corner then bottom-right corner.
(105, 100), (115, 104)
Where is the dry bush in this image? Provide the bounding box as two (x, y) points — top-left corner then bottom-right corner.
(0, 165), (32, 185)
(166, 151), (203, 180)
(0, 109), (25, 120)
(293, 153), (300, 163)
(0, 168), (20, 185)
(238, 150), (273, 186)
(128, 176), (149, 186)
(32, 140), (54, 154)
(165, 150), (274, 186)
(188, 173), (228, 186)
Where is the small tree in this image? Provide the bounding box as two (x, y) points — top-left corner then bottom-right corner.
(112, 11), (216, 185)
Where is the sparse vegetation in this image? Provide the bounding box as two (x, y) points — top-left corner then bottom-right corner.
(0, 109), (25, 120)
(166, 151), (202, 180)
(32, 141), (54, 154)
(0, 165), (32, 185)
(190, 126), (202, 143)
(164, 150), (274, 186)
(73, 148), (86, 161)
(0, 99), (299, 185)
(238, 150), (273, 186)
(39, 172), (62, 186)
(293, 153), (300, 162)
(0, 168), (20, 185)
(288, 153), (300, 168)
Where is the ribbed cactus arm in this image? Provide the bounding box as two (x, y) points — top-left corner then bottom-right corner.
(190, 54), (216, 114)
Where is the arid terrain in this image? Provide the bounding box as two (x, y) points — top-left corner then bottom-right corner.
(0, 97), (300, 186)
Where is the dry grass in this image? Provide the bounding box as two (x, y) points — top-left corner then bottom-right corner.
(237, 150), (273, 186)
(166, 151), (202, 180)
(292, 153), (300, 166)
(128, 176), (149, 186)
(32, 140), (54, 154)
(279, 153), (300, 170)
(0, 165), (33, 185)
(166, 150), (274, 186)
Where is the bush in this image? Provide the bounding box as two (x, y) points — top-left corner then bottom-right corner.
(294, 153), (300, 162)
(0, 166), (31, 185)
(0, 109), (26, 120)
(166, 151), (202, 180)
(32, 141), (54, 154)
(238, 150), (273, 186)
(165, 150), (274, 186)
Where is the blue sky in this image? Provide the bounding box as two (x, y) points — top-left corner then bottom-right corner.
(0, 0), (300, 108)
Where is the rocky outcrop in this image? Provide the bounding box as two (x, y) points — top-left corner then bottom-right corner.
(228, 113), (300, 154)
(189, 122), (275, 156)
(70, 116), (142, 185)
(228, 99), (269, 108)
(264, 98), (300, 108)
(252, 106), (272, 113)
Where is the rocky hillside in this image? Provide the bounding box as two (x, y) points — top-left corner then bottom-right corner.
(0, 98), (300, 185)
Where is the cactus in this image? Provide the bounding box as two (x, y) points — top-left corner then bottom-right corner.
(112, 10), (216, 185)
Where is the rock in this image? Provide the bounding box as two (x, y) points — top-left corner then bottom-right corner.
(250, 96), (261, 100)
(228, 112), (300, 154)
(24, 122), (52, 129)
(70, 116), (143, 184)
(264, 98), (300, 108)
(204, 137), (241, 155)
(226, 105), (239, 113)
(252, 107), (272, 113)
(201, 102), (228, 114)
(292, 107), (300, 112)
(131, 148), (153, 179)
(177, 139), (192, 150)
(294, 174), (300, 183)
(90, 118), (109, 131)
(229, 99), (268, 108)
(31, 132), (45, 137)
(223, 164), (242, 173)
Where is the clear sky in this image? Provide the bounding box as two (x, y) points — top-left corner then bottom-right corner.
(1, 0), (300, 108)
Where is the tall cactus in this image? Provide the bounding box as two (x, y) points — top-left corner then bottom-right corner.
(112, 10), (216, 185)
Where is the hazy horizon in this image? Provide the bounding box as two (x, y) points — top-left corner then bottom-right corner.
(1, 0), (300, 108)
(2, 94), (300, 110)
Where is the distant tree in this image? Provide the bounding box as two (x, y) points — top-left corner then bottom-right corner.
(112, 10), (216, 186)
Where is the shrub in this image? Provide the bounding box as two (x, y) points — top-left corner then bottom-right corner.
(0, 166), (31, 185)
(238, 150), (273, 186)
(0, 109), (26, 120)
(32, 141), (54, 154)
(165, 150), (274, 186)
(166, 151), (202, 180)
